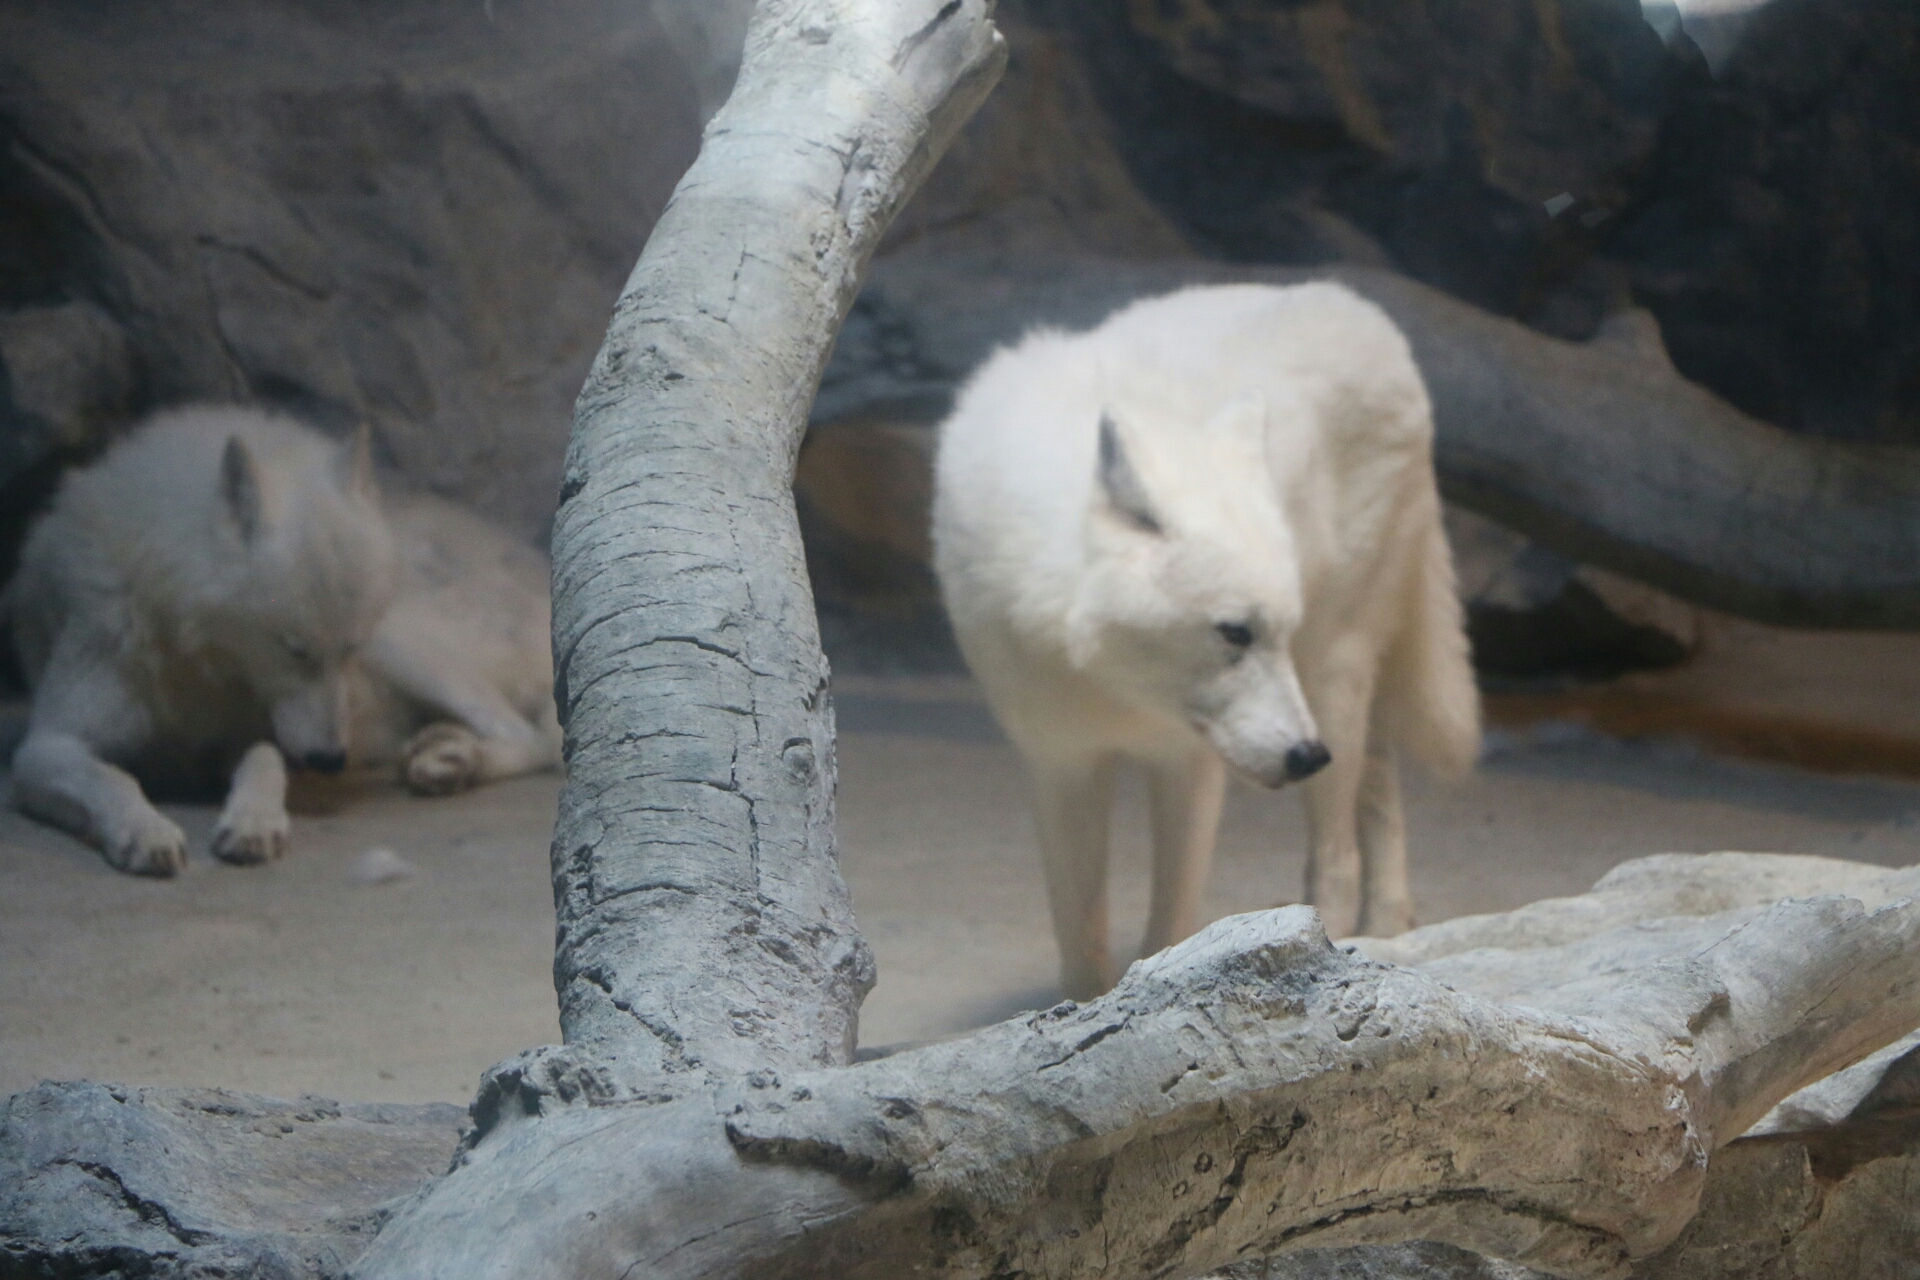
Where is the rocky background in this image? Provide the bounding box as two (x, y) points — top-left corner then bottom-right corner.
(0, 0), (713, 576)
(1, 0), (1915, 679)
(800, 0), (1920, 669)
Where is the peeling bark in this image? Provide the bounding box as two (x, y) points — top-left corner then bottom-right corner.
(13, 863), (1920, 1279)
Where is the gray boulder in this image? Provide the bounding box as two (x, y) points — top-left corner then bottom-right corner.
(1614, 0), (1920, 445)
(0, 1081), (464, 1278)
(0, 0), (704, 552)
(1049, 0), (1679, 331)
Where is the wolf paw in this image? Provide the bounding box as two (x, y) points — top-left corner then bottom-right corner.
(1358, 900), (1416, 938)
(404, 723), (482, 796)
(108, 812), (190, 877)
(1309, 890), (1362, 942)
(212, 807), (290, 865)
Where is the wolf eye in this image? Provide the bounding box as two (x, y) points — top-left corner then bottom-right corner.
(280, 634), (315, 664)
(1216, 621), (1255, 649)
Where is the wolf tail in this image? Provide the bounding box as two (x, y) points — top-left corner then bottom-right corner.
(1378, 521), (1482, 778)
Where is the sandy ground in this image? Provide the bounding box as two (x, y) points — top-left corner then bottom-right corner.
(4, 676), (1919, 1105)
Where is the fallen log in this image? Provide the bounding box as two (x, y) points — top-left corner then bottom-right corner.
(817, 251), (1920, 629)
(353, 869), (1920, 1279)
(10, 857), (1920, 1280)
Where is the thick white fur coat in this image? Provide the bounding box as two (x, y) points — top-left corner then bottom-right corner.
(7, 405), (560, 875)
(934, 283), (1479, 997)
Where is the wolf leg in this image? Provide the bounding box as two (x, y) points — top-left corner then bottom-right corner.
(369, 636), (561, 795)
(211, 742), (290, 864)
(1302, 767), (1364, 939)
(1301, 660), (1376, 939)
(1354, 743), (1413, 935)
(1028, 754), (1118, 1001)
(1140, 746), (1226, 958)
(400, 701), (560, 796)
(11, 730), (188, 875)
(400, 722), (484, 795)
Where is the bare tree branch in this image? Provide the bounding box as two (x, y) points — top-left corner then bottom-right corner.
(1357, 851), (1913, 968)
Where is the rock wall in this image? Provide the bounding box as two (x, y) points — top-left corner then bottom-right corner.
(1616, 0), (1920, 443)
(0, 0), (705, 557)
(2, 0), (1912, 676)
(1056, 0), (1676, 332)
(1025, 0), (1920, 443)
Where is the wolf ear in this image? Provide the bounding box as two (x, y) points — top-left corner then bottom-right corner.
(337, 421), (376, 498)
(1097, 413), (1161, 535)
(221, 436), (262, 545)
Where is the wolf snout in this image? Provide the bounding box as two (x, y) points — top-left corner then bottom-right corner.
(1232, 739), (1332, 789)
(299, 749), (348, 774)
(1284, 739), (1331, 782)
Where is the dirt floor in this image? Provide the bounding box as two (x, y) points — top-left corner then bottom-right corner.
(4, 674), (1919, 1105)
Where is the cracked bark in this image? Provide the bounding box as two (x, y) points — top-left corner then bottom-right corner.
(342, 3), (1920, 1277)
(537, 0), (1004, 1084)
(354, 875), (1920, 1279)
(67, 1159), (218, 1247)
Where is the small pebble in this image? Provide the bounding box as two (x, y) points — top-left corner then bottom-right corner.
(352, 847), (416, 885)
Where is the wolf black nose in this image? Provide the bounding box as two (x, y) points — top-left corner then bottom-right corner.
(302, 750), (347, 775)
(1284, 740), (1331, 782)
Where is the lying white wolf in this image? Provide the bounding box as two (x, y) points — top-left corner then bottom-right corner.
(6, 405), (561, 875)
(933, 282), (1480, 998)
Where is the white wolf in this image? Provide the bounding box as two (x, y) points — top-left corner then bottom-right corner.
(933, 282), (1480, 998)
(6, 405), (562, 875)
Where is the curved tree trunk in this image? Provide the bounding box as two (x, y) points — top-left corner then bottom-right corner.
(541, 0), (1004, 1082)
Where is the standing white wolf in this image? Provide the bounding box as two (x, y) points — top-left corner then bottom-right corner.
(6, 405), (561, 875)
(933, 282), (1480, 998)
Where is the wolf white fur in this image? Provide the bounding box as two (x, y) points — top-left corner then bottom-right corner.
(933, 282), (1479, 998)
(6, 405), (561, 875)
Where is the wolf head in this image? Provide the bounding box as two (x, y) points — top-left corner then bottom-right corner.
(207, 423), (398, 772)
(1064, 402), (1329, 789)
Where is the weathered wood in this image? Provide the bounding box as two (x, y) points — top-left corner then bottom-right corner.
(0, 1083), (465, 1278)
(542, 0), (1005, 1082)
(1351, 273), (1920, 631)
(10, 861), (1920, 1280)
(348, 876), (1920, 1279)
